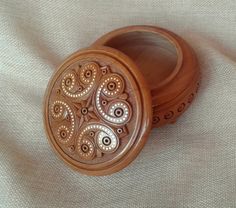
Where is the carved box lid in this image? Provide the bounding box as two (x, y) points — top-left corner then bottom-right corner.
(43, 46), (152, 175)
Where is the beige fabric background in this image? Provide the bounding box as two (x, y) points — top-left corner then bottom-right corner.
(1, 0), (236, 207)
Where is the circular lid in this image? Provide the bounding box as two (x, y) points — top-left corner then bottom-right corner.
(43, 46), (152, 175)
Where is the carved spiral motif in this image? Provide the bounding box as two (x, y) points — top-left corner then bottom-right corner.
(101, 74), (124, 97)
(77, 123), (119, 155)
(51, 100), (65, 119)
(48, 61), (133, 162)
(177, 103), (186, 112)
(61, 62), (99, 98)
(188, 93), (194, 103)
(96, 129), (119, 153)
(152, 80), (200, 126)
(95, 74), (132, 125)
(164, 111), (174, 120)
(152, 116), (160, 124)
(50, 101), (75, 144)
(57, 125), (70, 144)
(77, 137), (95, 160)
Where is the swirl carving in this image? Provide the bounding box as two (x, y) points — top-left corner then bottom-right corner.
(61, 62), (100, 98)
(95, 74), (132, 125)
(48, 61), (133, 161)
(77, 123), (119, 160)
(152, 81), (200, 126)
(50, 100), (75, 144)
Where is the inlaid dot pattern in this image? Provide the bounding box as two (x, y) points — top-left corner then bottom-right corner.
(61, 62), (99, 98)
(101, 75), (123, 97)
(95, 75), (131, 125)
(77, 138), (95, 160)
(77, 123), (119, 154)
(44, 53), (148, 176)
(51, 101), (75, 144)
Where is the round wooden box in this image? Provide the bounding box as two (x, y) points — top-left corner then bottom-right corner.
(93, 25), (200, 127)
(43, 25), (200, 175)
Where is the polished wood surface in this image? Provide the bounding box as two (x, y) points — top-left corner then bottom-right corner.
(43, 47), (152, 175)
(93, 25), (200, 127)
(43, 25), (200, 175)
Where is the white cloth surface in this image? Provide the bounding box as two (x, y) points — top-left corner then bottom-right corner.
(1, 1), (236, 207)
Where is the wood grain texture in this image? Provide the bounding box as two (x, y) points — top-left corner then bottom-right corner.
(43, 47), (152, 175)
(43, 25), (200, 175)
(93, 25), (200, 127)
